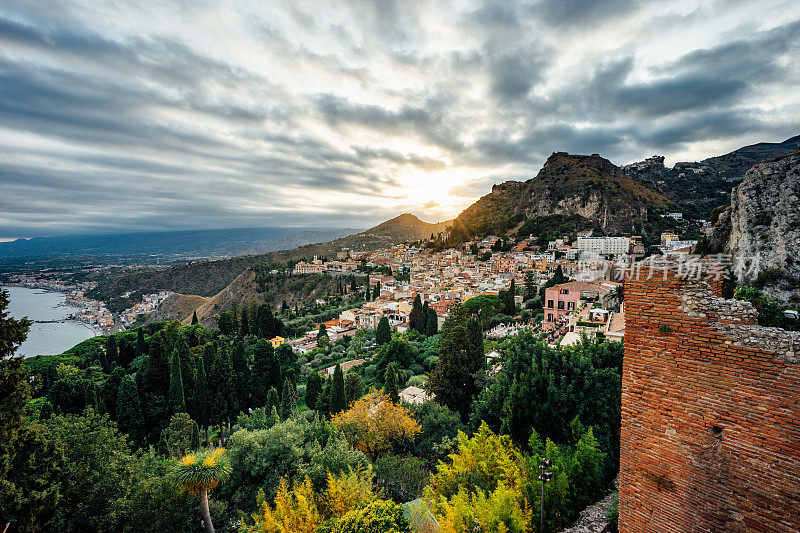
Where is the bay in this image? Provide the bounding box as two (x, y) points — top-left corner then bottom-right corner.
(3, 286), (101, 357)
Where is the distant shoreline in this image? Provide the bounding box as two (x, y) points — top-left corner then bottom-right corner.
(2, 284), (105, 337)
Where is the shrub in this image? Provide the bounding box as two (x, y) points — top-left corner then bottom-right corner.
(319, 499), (412, 533)
(373, 455), (429, 502)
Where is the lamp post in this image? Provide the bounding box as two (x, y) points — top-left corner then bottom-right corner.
(539, 459), (553, 532)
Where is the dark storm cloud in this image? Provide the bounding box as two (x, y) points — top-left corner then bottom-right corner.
(0, 1), (798, 238)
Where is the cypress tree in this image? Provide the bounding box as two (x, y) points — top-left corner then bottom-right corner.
(373, 283), (380, 300)
(117, 375), (146, 445)
(317, 377), (332, 417)
(208, 346), (235, 427)
(376, 316), (391, 345)
(305, 372), (323, 410)
(194, 357), (209, 430)
(190, 420), (200, 450)
(251, 340), (280, 407)
(428, 305), (485, 421)
(105, 335), (118, 371)
(330, 363), (346, 414)
(202, 342), (217, 374)
(240, 309), (249, 336)
(281, 300), (289, 314)
(525, 270), (536, 301)
(231, 341), (250, 412)
(102, 365), (126, 418)
(426, 307), (438, 336)
(137, 331), (170, 441)
(350, 278), (357, 293)
(383, 364), (400, 404)
(409, 294), (423, 333)
(98, 348), (109, 374)
(266, 387), (280, 412)
(135, 328), (146, 358)
(280, 378), (296, 419)
(504, 279), (516, 316)
(191, 311), (199, 325)
(169, 348), (186, 414)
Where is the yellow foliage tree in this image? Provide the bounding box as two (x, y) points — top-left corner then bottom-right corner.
(425, 423), (532, 533)
(331, 390), (421, 460)
(250, 467), (374, 532)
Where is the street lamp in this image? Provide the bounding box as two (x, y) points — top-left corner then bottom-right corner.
(539, 459), (553, 532)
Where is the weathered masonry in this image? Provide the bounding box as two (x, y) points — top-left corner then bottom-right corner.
(620, 264), (800, 532)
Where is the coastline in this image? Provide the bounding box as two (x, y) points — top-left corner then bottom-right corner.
(2, 284), (107, 337)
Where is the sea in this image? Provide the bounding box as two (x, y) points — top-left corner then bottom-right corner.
(4, 286), (102, 358)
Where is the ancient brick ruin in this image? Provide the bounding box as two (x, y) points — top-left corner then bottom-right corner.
(620, 263), (800, 532)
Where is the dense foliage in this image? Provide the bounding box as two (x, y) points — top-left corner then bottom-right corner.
(1, 286), (623, 532)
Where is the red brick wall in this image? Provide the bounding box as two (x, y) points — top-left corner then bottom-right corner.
(620, 266), (800, 532)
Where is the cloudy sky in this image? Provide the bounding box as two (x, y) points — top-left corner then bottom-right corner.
(1, 0), (799, 239)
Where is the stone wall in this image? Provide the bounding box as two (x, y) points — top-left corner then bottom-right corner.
(619, 264), (800, 532)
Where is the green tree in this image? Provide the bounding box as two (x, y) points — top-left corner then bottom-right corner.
(137, 331), (171, 442)
(160, 412), (198, 457)
(428, 305), (485, 421)
(169, 348), (186, 414)
(425, 307), (438, 336)
(172, 447), (232, 533)
(193, 357), (209, 431)
(317, 323), (329, 348)
(280, 378), (296, 419)
(45, 408), (137, 531)
(191, 311), (199, 325)
(240, 309), (250, 336)
(135, 328), (146, 359)
(375, 338), (416, 380)
(373, 282), (381, 300)
(276, 343), (299, 385)
(525, 270), (537, 300)
(383, 364), (400, 404)
(330, 364), (346, 415)
(305, 372), (324, 410)
(376, 316), (391, 345)
(251, 340), (281, 408)
(409, 294), (423, 333)
(117, 375), (146, 446)
(503, 279), (517, 316)
(231, 341), (250, 413)
(266, 386), (280, 413)
(208, 346), (236, 428)
(102, 365), (126, 419)
(344, 372), (364, 405)
(216, 311), (236, 336)
(105, 334), (118, 371)
(0, 288), (63, 532)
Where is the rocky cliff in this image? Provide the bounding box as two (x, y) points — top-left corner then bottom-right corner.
(728, 149), (800, 303)
(451, 152), (673, 239)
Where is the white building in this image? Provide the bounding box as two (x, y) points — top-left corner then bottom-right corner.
(576, 236), (630, 255)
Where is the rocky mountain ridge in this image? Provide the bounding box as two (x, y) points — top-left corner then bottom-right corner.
(451, 152), (674, 240)
(623, 135), (800, 216)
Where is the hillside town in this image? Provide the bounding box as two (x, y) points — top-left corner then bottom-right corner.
(283, 231), (657, 353)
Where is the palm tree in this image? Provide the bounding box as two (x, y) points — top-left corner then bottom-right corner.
(172, 447), (232, 533)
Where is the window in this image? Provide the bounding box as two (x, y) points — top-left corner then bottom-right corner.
(568, 302), (575, 310)
(560, 289), (569, 295)
(547, 313), (553, 322)
(558, 301), (565, 309)
(547, 299), (554, 308)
